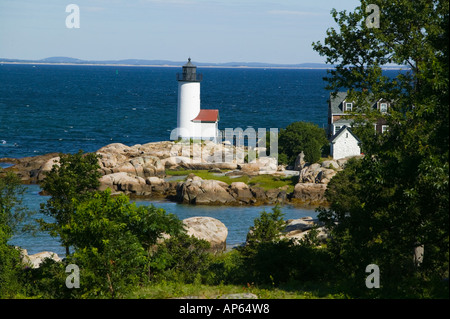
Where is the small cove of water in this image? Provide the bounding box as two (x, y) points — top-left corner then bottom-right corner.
(9, 184), (318, 257)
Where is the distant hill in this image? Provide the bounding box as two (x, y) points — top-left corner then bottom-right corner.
(0, 56), (334, 68)
(0, 57), (407, 70)
(40, 57), (85, 63)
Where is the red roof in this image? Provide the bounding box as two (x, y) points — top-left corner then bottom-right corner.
(192, 109), (219, 122)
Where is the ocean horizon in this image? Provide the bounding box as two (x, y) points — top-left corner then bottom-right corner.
(0, 63), (333, 159)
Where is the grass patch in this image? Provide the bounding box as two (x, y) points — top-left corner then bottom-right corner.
(247, 175), (297, 192)
(166, 169), (250, 184)
(165, 169), (297, 192)
(126, 281), (350, 299)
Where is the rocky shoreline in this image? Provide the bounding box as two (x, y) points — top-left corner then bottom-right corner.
(2, 140), (349, 267)
(1, 140), (353, 206)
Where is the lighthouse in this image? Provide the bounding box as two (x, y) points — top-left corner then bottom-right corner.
(174, 58), (219, 142)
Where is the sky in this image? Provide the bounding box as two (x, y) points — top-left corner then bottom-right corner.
(0, 0), (361, 64)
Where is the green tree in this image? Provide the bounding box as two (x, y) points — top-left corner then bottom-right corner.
(61, 190), (184, 298)
(245, 206), (286, 248)
(237, 207), (333, 286)
(314, 0), (449, 297)
(38, 150), (101, 255)
(151, 232), (212, 283)
(238, 207), (286, 281)
(278, 121), (329, 165)
(349, 117), (379, 154)
(0, 170), (32, 297)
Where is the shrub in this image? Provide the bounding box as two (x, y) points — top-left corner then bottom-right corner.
(0, 170), (32, 298)
(38, 150), (101, 255)
(151, 233), (212, 284)
(236, 207), (334, 286)
(59, 190), (184, 298)
(278, 121), (329, 165)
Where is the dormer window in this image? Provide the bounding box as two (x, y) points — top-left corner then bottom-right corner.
(380, 102), (388, 113)
(345, 102), (353, 111)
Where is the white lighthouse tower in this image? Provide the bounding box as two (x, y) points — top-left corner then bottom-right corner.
(176, 58), (202, 139)
(174, 58), (219, 142)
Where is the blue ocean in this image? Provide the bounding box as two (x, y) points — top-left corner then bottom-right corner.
(0, 64), (330, 158)
(0, 63), (333, 256)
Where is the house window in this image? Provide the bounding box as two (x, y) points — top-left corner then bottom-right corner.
(382, 125), (389, 133)
(380, 103), (388, 113)
(334, 126), (342, 134)
(345, 102), (353, 111)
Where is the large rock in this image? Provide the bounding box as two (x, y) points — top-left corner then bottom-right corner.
(265, 188), (287, 204)
(237, 157), (278, 175)
(110, 156), (164, 178)
(145, 176), (176, 197)
(279, 217), (329, 244)
(238, 163), (260, 175)
(130, 156), (165, 177)
(282, 226), (329, 243)
(321, 160), (339, 169)
(229, 182), (254, 204)
(97, 143), (168, 176)
(183, 217), (228, 253)
(96, 143), (133, 173)
(132, 141), (174, 158)
(195, 180), (235, 205)
(251, 157), (278, 173)
(292, 183), (327, 204)
(161, 156), (193, 168)
(22, 251), (62, 269)
(250, 186), (267, 202)
(177, 177), (236, 205)
(316, 168), (337, 184)
(294, 151), (306, 171)
(97, 142), (133, 155)
(37, 156), (60, 181)
(283, 216), (322, 232)
(99, 172), (151, 196)
(1, 152), (61, 183)
(299, 163), (322, 183)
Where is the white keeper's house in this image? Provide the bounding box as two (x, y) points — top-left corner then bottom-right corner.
(329, 125), (362, 160)
(327, 92), (392, 159)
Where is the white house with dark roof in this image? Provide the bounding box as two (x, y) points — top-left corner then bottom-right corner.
(330, 125), (362, 160)
(327, 92), (391, 138)
(173, 58), (219, 142)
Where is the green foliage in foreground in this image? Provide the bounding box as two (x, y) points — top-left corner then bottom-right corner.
(2, 188), (448, 298)
(38, 150), (102, 256)
(62, 190), (185, 298)
(0, 170), (33, 298)
(313, 0), (449, 298)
